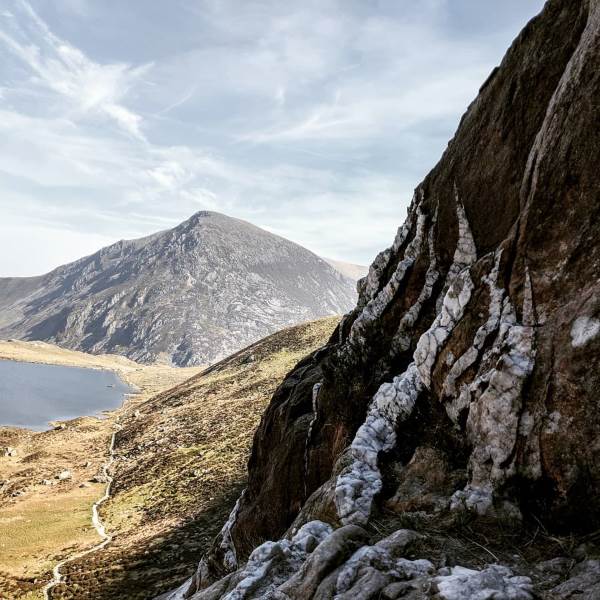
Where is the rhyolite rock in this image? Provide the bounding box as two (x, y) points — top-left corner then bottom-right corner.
(0, 212), (356, 366)
(161, 0), (600, 598)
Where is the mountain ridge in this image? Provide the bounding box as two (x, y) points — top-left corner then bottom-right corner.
(0, 211), (357, 366)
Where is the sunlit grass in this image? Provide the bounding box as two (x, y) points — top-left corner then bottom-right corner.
(0, 486), (101, 575)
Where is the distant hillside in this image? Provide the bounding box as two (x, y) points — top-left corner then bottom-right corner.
(0, 212), (356, 366)
(50, 317), (339, 599)
(322, 257), (368, 281)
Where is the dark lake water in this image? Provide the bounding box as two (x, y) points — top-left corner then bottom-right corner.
(0, 360), (133, 430)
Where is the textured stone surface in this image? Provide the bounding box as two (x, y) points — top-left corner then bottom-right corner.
(433, 565), (533, 600)
(0, 212), (356, 366)
(161, 0), (600, 598)
(278, 525), (369, 599)
(545, 560), (600, 600)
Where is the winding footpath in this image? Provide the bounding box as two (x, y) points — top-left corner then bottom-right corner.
(43, 422), (122, 600)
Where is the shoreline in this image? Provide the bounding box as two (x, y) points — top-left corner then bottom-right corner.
(0, 340), (203, 599)
(0, 356), (139, 434)
(0, 353), (142, 390)
(0, 342), (145, 389)
(0, 339), (201, 432)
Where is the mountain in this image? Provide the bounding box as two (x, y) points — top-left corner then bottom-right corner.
(321, 258), (368, 282)
(0, 212), (357, 366)
(159, 1), (600, 598)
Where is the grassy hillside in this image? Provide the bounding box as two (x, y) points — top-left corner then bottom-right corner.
(51, 317), (338, 599)
(0, 342), (201, 599)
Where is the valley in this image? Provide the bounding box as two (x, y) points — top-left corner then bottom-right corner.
(0, 317), (338, 599)
(0, 341), (201, 599)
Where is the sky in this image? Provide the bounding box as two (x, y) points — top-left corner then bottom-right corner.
(0, 0), (545, 277)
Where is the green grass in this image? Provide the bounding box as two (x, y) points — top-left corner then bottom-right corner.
(0, 485), (102, 575)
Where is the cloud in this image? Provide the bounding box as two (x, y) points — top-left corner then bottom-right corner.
(56, 0), (91, 17)
(0, 0), (545, 276)
(156, 85), (197, 116)
(0, 101), (407, 258)
(0, 0), (151, 138)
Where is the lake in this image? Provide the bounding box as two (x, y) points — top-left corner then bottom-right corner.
(0, 360), (133, 430)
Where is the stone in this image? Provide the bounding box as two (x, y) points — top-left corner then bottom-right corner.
(209, 521), (333, 599)
(278, 525), (369, 598)
(161, 0), (600, 597)
(432, 565), (533, 600)
(547, 560), (600, 600)
(56, 470), (72, 481)
(386, 446), (462, 514)
(381, 581), (424, 599)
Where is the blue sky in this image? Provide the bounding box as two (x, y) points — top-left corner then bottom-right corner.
(0, 0), (545, 276)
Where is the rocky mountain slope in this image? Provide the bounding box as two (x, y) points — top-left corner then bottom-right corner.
(46, 318), (338, 600)
(0, 212), (356, 366)
(161, 1), (600, 598)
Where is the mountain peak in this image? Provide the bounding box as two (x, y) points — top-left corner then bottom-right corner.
(0, 215), (356, 365)
(187, 209), (227, 222)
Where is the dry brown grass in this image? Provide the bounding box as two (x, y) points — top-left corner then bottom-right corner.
(54, 317), (339, 599)
(0, 485), (101, 574)
(0, 340), (202, 599)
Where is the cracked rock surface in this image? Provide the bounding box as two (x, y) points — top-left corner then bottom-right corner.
(159, 0), (600, 598)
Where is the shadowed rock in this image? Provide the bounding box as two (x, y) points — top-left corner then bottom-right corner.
(162, 0), (600, 597)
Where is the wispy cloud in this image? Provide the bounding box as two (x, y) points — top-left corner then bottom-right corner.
(155, 85), (197, 116)
(0, 0), (151, 138)
(0, 0), (545, 276)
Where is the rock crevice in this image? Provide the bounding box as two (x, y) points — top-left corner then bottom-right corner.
(162, 0), (600, 597)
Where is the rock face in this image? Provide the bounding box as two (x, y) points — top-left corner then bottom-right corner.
(0, 212), (356, 366)
(165, 0), (600, 598)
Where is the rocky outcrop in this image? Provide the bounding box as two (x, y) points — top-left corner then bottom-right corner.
(0, 212), (356, 366)
(162, 0), (600, 597)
